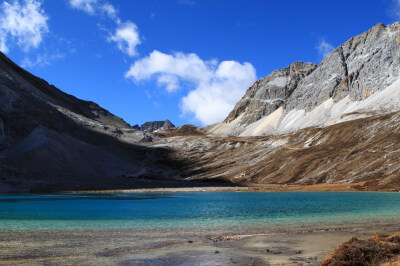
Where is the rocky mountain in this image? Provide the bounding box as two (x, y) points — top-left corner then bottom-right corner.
(1, 22), (400, 192)
(209, 22), (400, 137)
(162, 108), (400, 190)
(152, 22), (400, 191)
(0, 52), (227, 192)
(223, 62), (317, 128)
(134, 120), (175, 133)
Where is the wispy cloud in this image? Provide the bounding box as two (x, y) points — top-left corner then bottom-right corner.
(0, 0), (48, 53)
(109, 22), (140, 57)
(316, 38), (334, 60)
(68, 0), (140, 57)
(69, 0), (97, 15)
(69, 1), (257, 126)
(69, 0), (119, 21)
(126, 50), (256, 125)
(100, 3), (119, 23)
(21, 51), (65, 68)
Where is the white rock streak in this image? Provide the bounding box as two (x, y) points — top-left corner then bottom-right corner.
(210, 78), (400, 136)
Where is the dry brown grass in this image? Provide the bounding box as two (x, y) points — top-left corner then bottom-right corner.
(321, 233), (400, 265)
(156, 110), (400, 191)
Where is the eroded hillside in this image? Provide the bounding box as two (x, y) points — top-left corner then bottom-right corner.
(155, 109), (400, 191)
(1, 22), (400, 192)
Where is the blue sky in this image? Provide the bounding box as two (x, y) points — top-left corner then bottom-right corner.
(1, 0), (399, 126)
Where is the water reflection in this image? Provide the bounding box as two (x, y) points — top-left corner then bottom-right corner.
(0, 193), (178, 202)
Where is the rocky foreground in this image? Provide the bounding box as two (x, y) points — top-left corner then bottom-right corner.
(1, 225), (399, 265)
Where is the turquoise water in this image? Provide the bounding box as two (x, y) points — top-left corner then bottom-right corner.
(0, 192), (400, 231)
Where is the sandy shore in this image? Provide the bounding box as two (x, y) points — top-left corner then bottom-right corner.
(64, 181), (397, 194)
(1, 224), (400, 265)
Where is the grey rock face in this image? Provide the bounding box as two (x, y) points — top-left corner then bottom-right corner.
(286, 22), (400, 111)
(224, 62), (317, 126)
(222, 22), (400, 131)
(0, 52), (183, 192)
(140, 120), (175, 132)
(0, 51), (135, 145)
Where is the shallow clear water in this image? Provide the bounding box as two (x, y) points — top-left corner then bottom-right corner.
(1, 192), (400, 231)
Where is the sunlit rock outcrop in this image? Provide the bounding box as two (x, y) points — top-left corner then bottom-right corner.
(210, 22), (400, 137)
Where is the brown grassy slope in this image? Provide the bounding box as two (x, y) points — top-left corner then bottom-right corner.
(321, 233), (400, 265)
(158, 111), (400, 191)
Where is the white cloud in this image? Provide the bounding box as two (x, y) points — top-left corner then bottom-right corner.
(127, 50), (214, 82)
(100, 3), (119, 22)
(0, 0), (48, 53)
(126, 50), (256, 125)
(157, 74), (180, 92)
(21, 52), (65, 68)
(69, 0), (119, 21)
(68, 1), (139, 57)
(0, 33), (7, 52)
(109, 22), (140, 57)
(69, 0), (97, 15)
(316, 39), (334, 59)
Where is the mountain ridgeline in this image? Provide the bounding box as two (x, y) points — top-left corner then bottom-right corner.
(210, 22), (400, 136)
(0, 51), (222, 192)
(1, 22), (400, 192)
(133, 120), (175, 133)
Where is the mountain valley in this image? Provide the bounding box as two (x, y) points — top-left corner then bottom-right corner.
(1, 22), (400, 192)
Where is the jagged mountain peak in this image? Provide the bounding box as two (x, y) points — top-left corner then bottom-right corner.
(138, 119), (176, 132)
(210, 22), (400, 137)
(1, 21), (400, 193)
(224, 62), (317, 126)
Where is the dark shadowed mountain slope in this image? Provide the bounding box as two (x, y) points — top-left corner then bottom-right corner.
(0, 52), (231, 192)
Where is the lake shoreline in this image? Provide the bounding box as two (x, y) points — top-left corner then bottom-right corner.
(1, 223), (399, 265)
(63, 181), (400, 194)
(2, 192), (400, 264)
